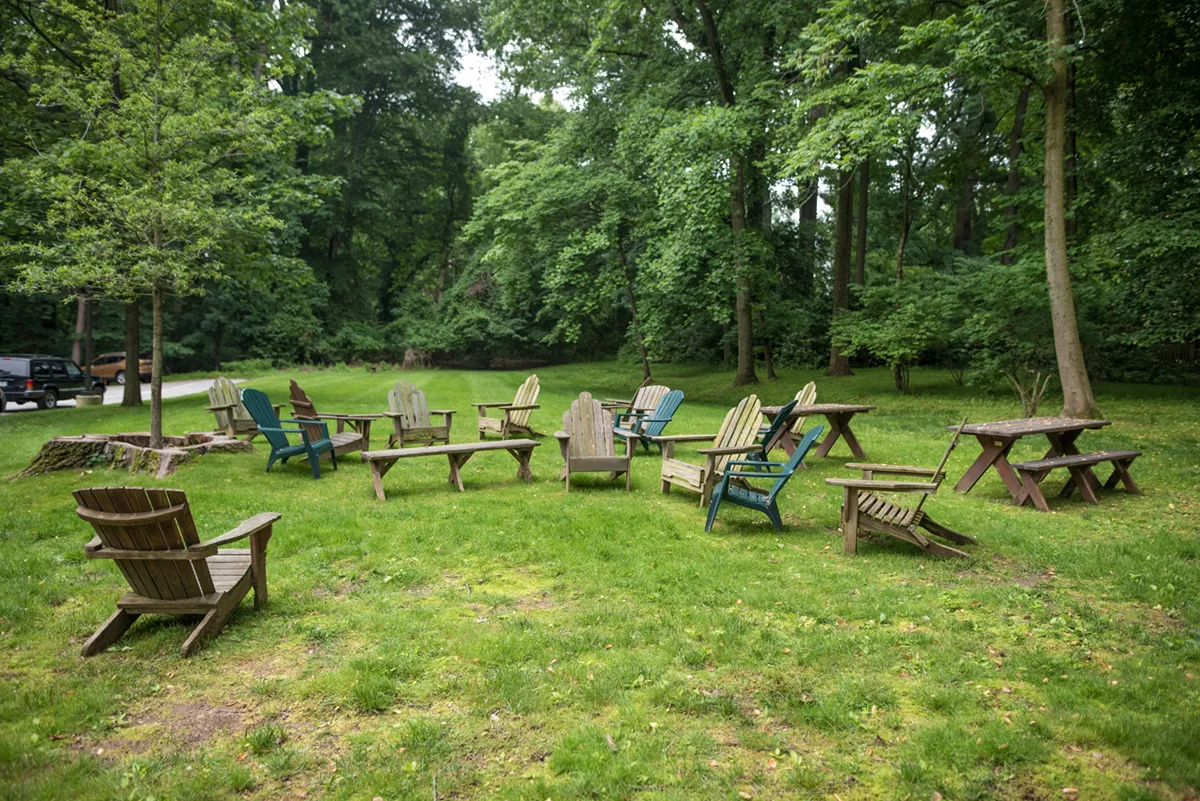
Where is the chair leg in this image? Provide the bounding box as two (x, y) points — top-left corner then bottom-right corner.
(81, 609), (140, 657)
(765, 502), (783, 532)
(180, 603), (236, 657)
(250, 528), (272, 608)
(330, 448), (338, 471)
(308, 449), (321, 479)
(704, 491), (722, 533)
(564, 470), (571, 493)
(842, 488), (859, 555)
(625, 465), (631, 491)
(920, 517), (977, 545)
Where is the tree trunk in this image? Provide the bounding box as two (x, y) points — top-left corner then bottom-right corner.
(1045, 0), (1099, 419)
(896, 142), (913, 281)
(953, 176), (974, 253)
(122, 299), (141, 406)
(1065, 32), (1078, 240)
(150, 284), (165, 449)
(828, 169), (854, 376)
(83, 294), (94, 390)
(1001, 85), (1031, 265)
(855, 157), (869, 285)
(617, 235), (652, 380)
(72, 295), (86, 365)
(213, 318), (223, 372)
(732, 157), (758, 385)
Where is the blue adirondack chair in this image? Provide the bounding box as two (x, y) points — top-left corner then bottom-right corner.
(241, 388), (337, 479)
(705, 424), (824, 532)
(751, 399), (799, 461)
(613, 390), (685, 453)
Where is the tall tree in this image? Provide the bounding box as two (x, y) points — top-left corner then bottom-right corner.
(1044, 0), (1098, 417)
(828, 169), (854, 375)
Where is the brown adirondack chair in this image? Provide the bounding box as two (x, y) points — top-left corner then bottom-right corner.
(602, 378), (663, 413)
(386, 381), (454, 448)
(653, 395), (763, 507)
(75, 487), (279, 657)
(288, 379), (380, 458)
(555, 392), (632, 492)
(205, 376), (279, 440)
(825, 418), (977, 558)
(473, 374), (541, 439)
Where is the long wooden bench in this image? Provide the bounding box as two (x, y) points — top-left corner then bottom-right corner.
(361, 439), (540, 501)
(1010, 450), (1141, 512)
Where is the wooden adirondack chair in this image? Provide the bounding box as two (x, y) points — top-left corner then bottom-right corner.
(653, 395), (763, 507)
(706, 425), (824, 532)
(473, 374), (541, 439)
(75, 486), (279, 657)
(288, 379), (379, 458)
(242, 388), (337, 479)
(205, 376), (279, 440)
(602, 376), (653, 411)
(603, 381), (670, 418)
(614, 389), (684, 454)
(759, 382), (817, 448)
(825, 418), (977, 558)
(386, 381), (454, 448)
(555, 392), (632, 491)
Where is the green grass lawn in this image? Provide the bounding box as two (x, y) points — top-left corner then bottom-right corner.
(1, 363), (1197, 801)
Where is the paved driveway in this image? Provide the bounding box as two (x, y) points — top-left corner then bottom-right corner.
(1, 378), (243, 414)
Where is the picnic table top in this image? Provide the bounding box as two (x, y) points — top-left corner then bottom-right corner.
(762, 403), (876, 416)
(362, 439), (540, 461)
(949, 417), (1111, 438)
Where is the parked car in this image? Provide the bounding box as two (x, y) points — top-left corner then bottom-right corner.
(0, 386), (5, 414)
(90, 351), (152, 385)
(0, 355), (105, 410)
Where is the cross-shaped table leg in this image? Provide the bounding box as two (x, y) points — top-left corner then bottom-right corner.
(954, 434), (1022, 498)
(815, 412), (867, 459)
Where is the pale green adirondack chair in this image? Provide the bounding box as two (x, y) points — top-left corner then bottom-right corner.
(386, 381), (454, 448)
(653, 395), (763, 507)
(473, 374), (541, 439)
(555, 391), (632, 492)
(206, 376), (278, 440)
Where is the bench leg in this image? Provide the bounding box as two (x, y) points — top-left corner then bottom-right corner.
(508, 448), (534, 482)
(370, 460), (394, 501)
(448, 453), (472, 491)
(1107, 459), (1141, 494)
(1068, 466), (1100, 504)
(1016, 469), (1052, 512)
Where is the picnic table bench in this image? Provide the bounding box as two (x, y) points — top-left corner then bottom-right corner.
(951, 417), (1111, 503)
(1009, 450), (1142, 512)
(761, 403), (875, 459)
(361, 439), (539, 501)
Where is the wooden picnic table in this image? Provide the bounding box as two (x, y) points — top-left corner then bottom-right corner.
(360, 439), (540, 501)
(949, 417), (1111, 501)
(761, 403), (876, 460)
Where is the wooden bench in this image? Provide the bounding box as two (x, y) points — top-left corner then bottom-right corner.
(361, 439), (540, 501)
(1010, 450), (1141, 512)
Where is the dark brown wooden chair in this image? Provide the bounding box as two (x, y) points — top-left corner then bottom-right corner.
(75, 487), (279, 657)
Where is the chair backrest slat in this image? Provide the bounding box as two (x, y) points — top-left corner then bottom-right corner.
(631, 384), (670, 414)
(640, 390), (684, 438)
(565, 392), (613, 458)
(914, 416), (968, 515)
(713, 395), (762, 474)
(242, 389), (292, 451)
(287, 380), (328, 443)
(390, 381), (432, 428)
(509, 375), (539, 428)
(74, 487), (214, 601)
(208, 377), (245, 430)
(788, 382), (817, 435)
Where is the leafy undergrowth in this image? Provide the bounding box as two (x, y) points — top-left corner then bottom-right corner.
(0, 364), (1197, 800)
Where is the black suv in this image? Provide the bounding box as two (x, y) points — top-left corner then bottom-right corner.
(0, 355), (104, 410)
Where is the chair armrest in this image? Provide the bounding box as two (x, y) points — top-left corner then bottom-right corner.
(603, 397), (632, 405)
(825, 478), (938, 492)
(193, 512), (282, 550)
(85, 536), (103, 553)
(613, 427), (639, 438)
(204, 403), (237, 412)
(697, 444), (761, 456)
(553, 430), (570, 441)
(317, 412), (383, 421)
(382, 411), (406, 418)
(260, 426), (305, 435)
(649, 434), (717, 443)
(502, 404), (540, 412)
(472, 401), (511, 408)
(429, 409), (457, 415)
(845, 463), (938, 476)
(727, 459), (784, 469)
(723, 470), (781, 480)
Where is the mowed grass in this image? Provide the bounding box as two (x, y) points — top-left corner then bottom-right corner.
(0, 363), (1197, 801)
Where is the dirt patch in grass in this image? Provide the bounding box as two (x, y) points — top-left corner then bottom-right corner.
(90, 701), (249, 758)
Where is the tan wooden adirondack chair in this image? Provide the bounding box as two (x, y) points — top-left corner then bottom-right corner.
(555, 392), (632, 492)
(472, 374), (541, 440)
(75, 486), (279, 657)
(205, 376), (279, 440)
(653, 395), (763, 507)
(825, 417), (977, 558)
(386, 381), (454, 448)
(288, 379), (380, 457)
(786, 381), (817, 438)
(607, 384), (671, 436)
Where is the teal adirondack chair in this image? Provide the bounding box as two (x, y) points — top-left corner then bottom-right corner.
(751, 399), (799, 461)
(613, 390), (685, 453)
(242, 388), (337, 479)
(705, 424), (824, 532)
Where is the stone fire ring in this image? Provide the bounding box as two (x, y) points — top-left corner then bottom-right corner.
(17, 432), (255, 480)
